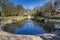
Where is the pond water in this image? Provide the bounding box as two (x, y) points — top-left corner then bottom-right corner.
(1, 18), (60, 35)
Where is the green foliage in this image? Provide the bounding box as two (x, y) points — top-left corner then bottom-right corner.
(0, 0), (27, 17)
(0, 17), (11, 21)
(32, 1), (56, 17)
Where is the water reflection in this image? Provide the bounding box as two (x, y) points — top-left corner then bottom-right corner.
(2, 19), (26, 33)
(54, 23), (60, 30)
(32, 18), (55, 33)
(15, 21), (45, 35)
(2, 18), (60, 35)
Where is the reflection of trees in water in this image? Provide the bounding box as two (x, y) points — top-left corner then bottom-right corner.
(41, 23), (54, 33)
(3, 19), (26, 33)
(3, 24), (15, 33)
(32, 18), (54, 33)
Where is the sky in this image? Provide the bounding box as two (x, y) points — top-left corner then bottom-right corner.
(9, 0), (49, 9)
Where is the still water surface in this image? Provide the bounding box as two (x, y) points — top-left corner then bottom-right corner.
(2, 19), (60, 35)
(15, 21), (45, 35)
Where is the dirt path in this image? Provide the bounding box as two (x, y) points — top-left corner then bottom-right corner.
(0, 31), (42, 40)
(0, 31), (60, 40)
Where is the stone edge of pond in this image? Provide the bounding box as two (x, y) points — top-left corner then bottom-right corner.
(0, 30), (60, 40)
(0, 30), (59, 36)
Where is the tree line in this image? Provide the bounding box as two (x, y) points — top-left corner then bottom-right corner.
(0, 0), (27, 17)
(0, 0), (59, 17)
(32, 0), (59, 17)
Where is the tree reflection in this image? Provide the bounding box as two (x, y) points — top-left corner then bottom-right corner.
(3, 19), (26, 33)
(32, 18), (54, 33)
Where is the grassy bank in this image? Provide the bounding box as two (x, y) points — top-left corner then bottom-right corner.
(0, 17), (24, 22)
(48, 17), (60, 20)
(0, 17), (11, 21)
(40, 16), (60, 20)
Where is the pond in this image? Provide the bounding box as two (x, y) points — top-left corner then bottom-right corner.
(1, 18), (60, 35)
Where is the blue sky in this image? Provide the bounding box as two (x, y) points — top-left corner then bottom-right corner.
(9, 0), (49, 9)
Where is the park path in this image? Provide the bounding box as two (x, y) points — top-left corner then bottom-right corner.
(0, 30), (60, 40)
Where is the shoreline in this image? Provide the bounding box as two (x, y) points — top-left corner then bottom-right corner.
(0, 17), (60, 40)
(0, 30), (60, 40)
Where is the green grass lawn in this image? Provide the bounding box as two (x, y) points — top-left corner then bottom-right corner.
(40, 16), (60, 20)
(0, 16), (60, 22)
(0, 17), (24, 22)
(0, 17), (11, 21)
(48, 17), (60, 20)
